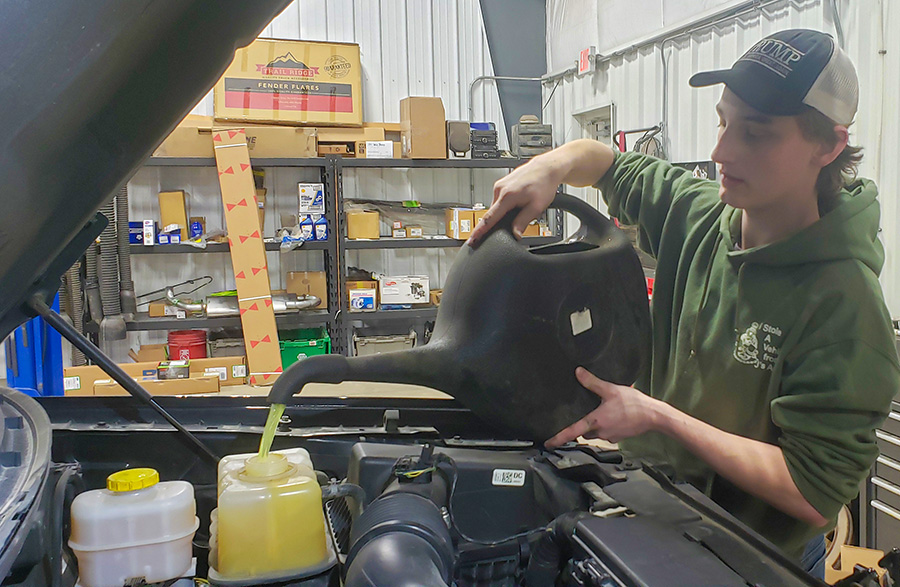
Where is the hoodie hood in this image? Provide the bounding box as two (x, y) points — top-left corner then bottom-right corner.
(720, 179), (884, 275)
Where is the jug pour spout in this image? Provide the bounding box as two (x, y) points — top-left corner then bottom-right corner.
(267, 347), (450, 405)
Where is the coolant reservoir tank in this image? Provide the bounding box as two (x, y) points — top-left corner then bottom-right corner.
(208, 447), (335, 585)
(69, 468), (198, 587)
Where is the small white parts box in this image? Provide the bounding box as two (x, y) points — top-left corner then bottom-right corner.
(349, 289), (376, 311)
(298, 183), (325, 214)
(378, 276), (430, 304)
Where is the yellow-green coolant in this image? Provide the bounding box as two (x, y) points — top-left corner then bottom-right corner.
(207, 404), (335, 585)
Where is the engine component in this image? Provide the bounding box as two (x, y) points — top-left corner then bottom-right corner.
(165, 287), (320, 317)
(269, 193), (652, 442)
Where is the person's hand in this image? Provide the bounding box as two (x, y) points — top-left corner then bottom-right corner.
(545, 367), (663, 448)
(467, 155), (564, 245)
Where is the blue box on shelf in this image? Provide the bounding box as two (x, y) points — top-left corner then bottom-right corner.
(128, 221), (144, 244)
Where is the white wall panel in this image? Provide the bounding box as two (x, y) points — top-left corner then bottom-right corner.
(545, 0), (900, 316)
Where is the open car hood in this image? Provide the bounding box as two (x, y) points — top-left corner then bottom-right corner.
(0, 0), (291, 339)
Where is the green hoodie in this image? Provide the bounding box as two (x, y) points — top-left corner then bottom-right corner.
(595, 151), (900, 561)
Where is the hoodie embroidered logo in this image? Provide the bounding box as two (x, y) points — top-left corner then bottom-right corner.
(734, 321), (782, 371)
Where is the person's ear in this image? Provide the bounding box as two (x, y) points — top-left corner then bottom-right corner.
(816, 125), (849, 168)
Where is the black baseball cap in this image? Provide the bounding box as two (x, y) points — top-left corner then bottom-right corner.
(689, 29), (858, 125)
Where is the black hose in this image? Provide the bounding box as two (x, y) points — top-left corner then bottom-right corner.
(524, 511), (592, 587)
(49, 464), (84, 587)
(344, 491), (453, 587)
(321, 481), (366, 520)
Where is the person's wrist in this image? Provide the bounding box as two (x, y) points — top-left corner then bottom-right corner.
(533, 148), (571, 186)
(646, 396), (674, 435)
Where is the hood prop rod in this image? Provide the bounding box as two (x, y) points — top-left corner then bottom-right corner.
(28, 294), (220, 465)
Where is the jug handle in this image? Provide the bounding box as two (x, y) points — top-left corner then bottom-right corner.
(546, 193), (618, 246)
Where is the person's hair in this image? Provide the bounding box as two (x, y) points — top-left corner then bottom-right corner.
(795, 106), (863, 213)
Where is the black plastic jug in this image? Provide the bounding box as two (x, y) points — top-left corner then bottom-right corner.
(269, 194), (651, 442)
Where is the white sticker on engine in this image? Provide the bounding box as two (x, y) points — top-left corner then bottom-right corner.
(63, 376), (81, 391)
(570, 308), (593, 336)
(492, 469), (526, 487)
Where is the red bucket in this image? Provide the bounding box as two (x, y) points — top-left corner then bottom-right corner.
(168, 330), (207, 360)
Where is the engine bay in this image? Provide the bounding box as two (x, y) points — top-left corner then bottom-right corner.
(11, 394), (825, 587)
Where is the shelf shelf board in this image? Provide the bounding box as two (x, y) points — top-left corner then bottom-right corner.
(144, 157), (328, 167)
(126, 311), (331, 331)
(344, 307), (439, 323)
(344, 236), (559, 249)
(341, 158), (527, 169)
(130, 240), (330, 254)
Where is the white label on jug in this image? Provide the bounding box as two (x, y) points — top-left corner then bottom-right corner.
(570, 308), (593, 336)
(492, 469), (526, 487)
(63, 376), (81, 391)
(205, 367), (228, 381)
(233, 365), (248, 378)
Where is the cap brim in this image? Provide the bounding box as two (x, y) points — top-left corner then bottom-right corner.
(689, 69), (736, 88)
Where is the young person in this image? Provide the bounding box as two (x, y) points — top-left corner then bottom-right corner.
(468, 29), (900, 575)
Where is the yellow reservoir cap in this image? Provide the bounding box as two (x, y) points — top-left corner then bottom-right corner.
(107, 468), (160, 492)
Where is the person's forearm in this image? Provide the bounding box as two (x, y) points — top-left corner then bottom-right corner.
(651, 401), (829, 527)
(533, 139), (615, 188)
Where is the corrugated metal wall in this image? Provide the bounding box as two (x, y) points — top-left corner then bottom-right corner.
(125, 0), (508, 348)
(543, 0), (900, 317)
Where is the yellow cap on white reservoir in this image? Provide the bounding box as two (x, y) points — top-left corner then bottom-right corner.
(107, 468), (160, 492)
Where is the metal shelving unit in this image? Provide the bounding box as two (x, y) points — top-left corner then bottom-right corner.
(129, 156), (563, 357)
(130, 156), (344, 353)
(334, 156), (564, 354)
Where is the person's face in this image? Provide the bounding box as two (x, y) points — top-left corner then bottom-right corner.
(711, 88), (825, 212)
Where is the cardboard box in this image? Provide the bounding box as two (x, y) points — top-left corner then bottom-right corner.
(523, 221), (541, 237)
(445, 208), (475, 239)
(94, 374), (220, 397)
(349, 288), (376, 311)
(473, 209), (487, 228)
(158, 190), (189, 239)
(129, 343), (168, 363)
(157, 360), (191, 380)
(400, 97), (447, 159)
(142, 220), (156, 247)
(317, 126), (384, 144)
(318, 144), (351, 156)
(392, 228), (407, 239)
(214, 130), (282, 386)
(408, 226), (424, 238)
(64, 362), (161, 395)
(148, 301), (185, 319)
(430, 289), (443, 306)
(826, 545), (886, 584)
(214, 39), (362, 127)
(348, 280), (377, 311)
(358, 140), (394, 159)
(347, 211), (380, 239)
(379, 276), (430, 305)
(298, 183), (325, 214)
(190, 356), (247, 386)
(153, 115), (318, 158)
(286, 271), (328, 311)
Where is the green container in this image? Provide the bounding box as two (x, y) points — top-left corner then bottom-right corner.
(279, 327), (331, 368)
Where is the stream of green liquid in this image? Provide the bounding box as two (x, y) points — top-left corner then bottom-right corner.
(258, 403), (286, 459)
